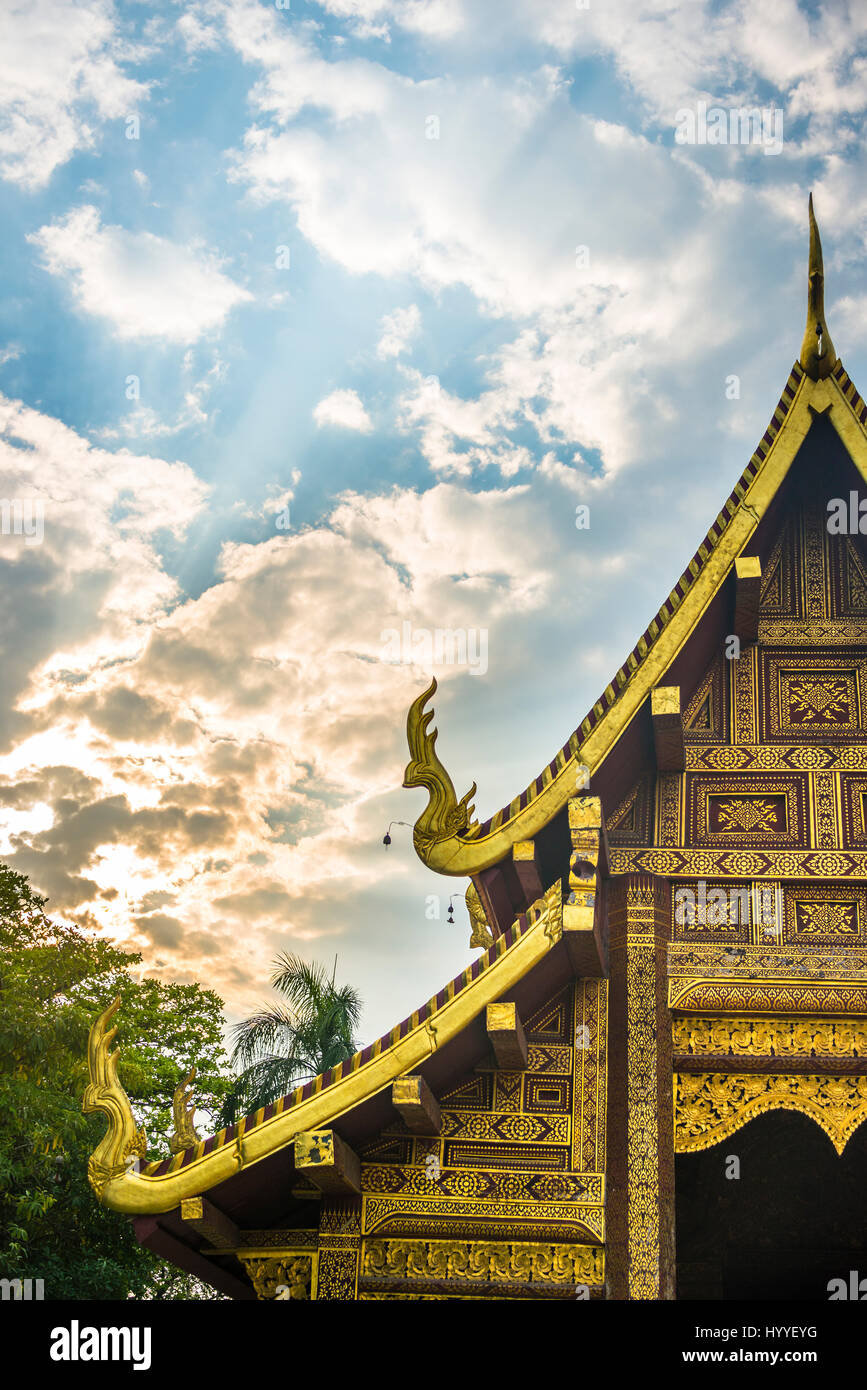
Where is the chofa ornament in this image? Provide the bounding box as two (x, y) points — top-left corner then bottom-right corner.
(82, 997), (147, 1199)
(169, 1066), (200, 1154)
(403, 677), (478, 860)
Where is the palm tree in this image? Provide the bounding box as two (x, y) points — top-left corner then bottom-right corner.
(219, 953), (362, 1127)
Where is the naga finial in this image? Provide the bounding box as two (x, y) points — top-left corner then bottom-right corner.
(403, 677), (478, 861)
(83, 997), (147, 1200)
(466, 882), (493, 950)
(169, 1066), (200, 1154)
(799, 192), (837, 381)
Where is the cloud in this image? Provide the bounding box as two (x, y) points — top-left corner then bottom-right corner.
(225, 7), (795, 483)
(29, 206), (251, 344)
(313, 387), (373, 432)
(377, 303), (421, 359)
(0, 0), (149, 190)
(310, 0), (464, 41)
(0, 391), (576, 1021)
(0, 390), (209, 749)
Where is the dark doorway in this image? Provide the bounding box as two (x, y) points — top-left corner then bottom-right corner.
(675, 1109), (867, 1300)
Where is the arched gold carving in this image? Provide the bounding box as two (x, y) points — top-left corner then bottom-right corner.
(674, 1071), (867, 1157)
(83, 997), (147, 1198)
(403, 678), (477, 863)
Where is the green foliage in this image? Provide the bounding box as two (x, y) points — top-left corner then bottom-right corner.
(220, 952), (362, 1125)
(0, 864), (232, 1299)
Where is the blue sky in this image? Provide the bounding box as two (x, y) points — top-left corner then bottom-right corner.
(3, 0), (867, 1046)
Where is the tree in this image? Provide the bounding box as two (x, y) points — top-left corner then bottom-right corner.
(220, 953), (362, 1125)
(0, 864), (232, 1299)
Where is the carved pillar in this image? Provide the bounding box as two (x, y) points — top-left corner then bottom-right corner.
(606, 874), (675, 1300)
(316, 1197), (361, 1300)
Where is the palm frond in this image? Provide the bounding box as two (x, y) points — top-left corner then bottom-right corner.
(224, 951), (363, 1126)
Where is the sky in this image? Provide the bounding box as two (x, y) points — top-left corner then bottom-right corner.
(3, 0), (867, 1050)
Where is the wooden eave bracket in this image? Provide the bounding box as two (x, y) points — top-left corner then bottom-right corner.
(486, 1002), (528, 1070)
(651, 685), (685, 772)
(513, 840), (545, 903)
(733, 555), (762, 646)
(391, 1074), (441, 1134)
(294, 1129), (361, 1195)
(564, 795), (608, 977)
(180, 1196), (240, 1249)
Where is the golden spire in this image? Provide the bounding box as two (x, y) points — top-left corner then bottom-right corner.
(799, 192), (837, 380)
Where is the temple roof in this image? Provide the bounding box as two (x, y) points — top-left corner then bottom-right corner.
(403, 198), (867, 880)
(86, 196), (867, 1230)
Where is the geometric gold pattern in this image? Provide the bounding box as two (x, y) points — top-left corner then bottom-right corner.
(783, 672), (854, 727)
(708, 795), (786, 834)
(792, 901), (857, 936)
(610, 847), (867, 879)
(687, 743), (867, 771)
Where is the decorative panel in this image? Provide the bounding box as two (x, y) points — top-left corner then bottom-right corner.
(840, 776), (867, 849)
(784, 885), (865, 944)
(684, 775), (807, 849)
(760, 651), (867, 742)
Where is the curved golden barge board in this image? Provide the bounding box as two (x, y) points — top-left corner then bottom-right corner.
(85, 892), (559, 1214)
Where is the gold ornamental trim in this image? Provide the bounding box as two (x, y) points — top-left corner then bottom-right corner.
(669, 977), (867, 1016)
(360, 1237), (604, 1287)
(612, 847), (867, 879)
(686, 744), (867, 772)
(674, 1071), (867, 1156)
(362, 1190), (605, 1244)
(672, 1015), (867, 1059)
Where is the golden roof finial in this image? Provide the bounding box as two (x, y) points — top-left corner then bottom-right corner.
(799, 192), (836, 380)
